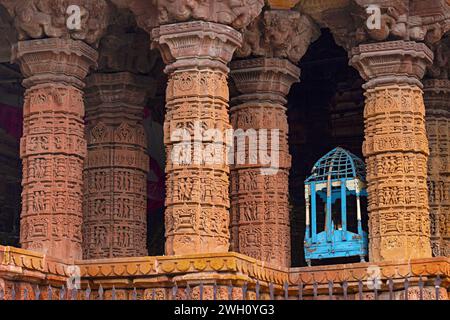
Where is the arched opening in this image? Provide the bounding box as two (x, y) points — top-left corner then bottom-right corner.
(288, 28), (367, 267)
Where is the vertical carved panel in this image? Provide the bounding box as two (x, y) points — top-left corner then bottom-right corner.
(152, 21), (242, 255)
(351, 41), (433, 262)
(423, 79), (450, 257)
(83, 72), (150, 259)
(12, 39), (97, 260)
(229, 58), (300, 267)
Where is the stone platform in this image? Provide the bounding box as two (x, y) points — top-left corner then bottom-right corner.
(0, 245), (448, 300)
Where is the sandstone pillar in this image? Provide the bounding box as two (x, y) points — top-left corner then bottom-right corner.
(83, 72), (151, 259)
(227, 9), (318, 267)
(152, 21), (242, 255)
(12, 38), (97, 260)
(423, 79), (450, 257)
(229, 58), (299, 267)
(351, 41), (433, 262)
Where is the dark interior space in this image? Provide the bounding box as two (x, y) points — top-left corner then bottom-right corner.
(288, 28), (366, 267)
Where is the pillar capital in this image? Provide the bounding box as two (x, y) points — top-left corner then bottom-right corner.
(12, 38), (98, 89)
(85, 72), (155, 109)
(230, 57), (300, 104)
(13, 38), (96, 260)
(152, 21), (242, 73)
(350, 40), (434, 89)
(2, 0), (110, 46)
(235, 9), (320, 64)
(83, 71), (151, 259)
(423, 79), (450, 113)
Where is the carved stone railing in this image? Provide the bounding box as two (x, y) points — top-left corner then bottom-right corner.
(1, 245), (449, 300)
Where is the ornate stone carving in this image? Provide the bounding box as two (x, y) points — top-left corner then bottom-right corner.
(83, 72), (153, 259)
(11, 38), (97, 260)
(423, 79), (450, 257)
(427, 37), (450, 79)
(113, 0), (264, 32)
(351, 40), (433, 262)
(236, 10), (320, 64)
(152, 21), (242, 255)
(12, 38), (98, 88)
(2, 0), (111, 45)
(351, 40), (433, 89)
(305, 1), (450, 52)
(229, 58), (299, 267)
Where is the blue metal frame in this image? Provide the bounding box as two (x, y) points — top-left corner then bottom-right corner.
(304, 147), (368, 264)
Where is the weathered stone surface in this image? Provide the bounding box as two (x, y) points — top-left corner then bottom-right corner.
(83, 72), (152, 259)
(235, 9), (320, 63)
(152, 21), (242, 255)
(113, 0), (264, 32)
(2, 0), (110, 45)
(351, 40), (433, 262)
(423, 79), (450, 257)
(229, 58), (300, 267)
(301, 0), (450, 51)
(12, 38), (97, 260)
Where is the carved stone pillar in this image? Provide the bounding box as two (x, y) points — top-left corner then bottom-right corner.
(228, 9), (318, 267)
(152, 21), (242, 255)
(12, 38), (97, 260)
(83, 72), (151, 259)
(423, 79), (450, 257)
(229, 58), (299, 267)
(351, 40), (434, 262)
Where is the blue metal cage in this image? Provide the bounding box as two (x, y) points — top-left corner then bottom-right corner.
(304, 147), (368, 265)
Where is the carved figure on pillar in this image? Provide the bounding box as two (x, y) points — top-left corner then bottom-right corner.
(423, 41), (450, 256)
(351, 40), (434, 262)
(82, 14), (156, 259)
(229, 9), (319, 267)
(13, 39), (98, 260)
(5, 0), (109, 260)
(84, 70), (153, 258)
(147, 0), (264, 255)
